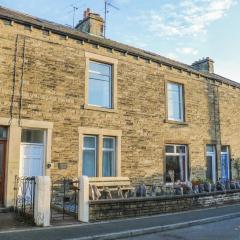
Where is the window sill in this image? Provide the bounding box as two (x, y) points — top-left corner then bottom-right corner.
(83, 104), (117, 113)
(164, 119), (188, 126)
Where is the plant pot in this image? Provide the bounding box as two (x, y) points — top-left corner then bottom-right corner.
(192, 185), (199, 194)
(199, 184), (205, 193)
(204, 183), (211, 192)
(225, 181), (231, 190)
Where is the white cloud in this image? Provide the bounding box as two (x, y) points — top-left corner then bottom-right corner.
(176, 47), (199, 55)
(131, 0), (237, 37)
(165, 52), (179, 61)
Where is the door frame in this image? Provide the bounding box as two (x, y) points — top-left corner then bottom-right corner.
(19, 129), (47, 177)
(0, 140), (7, 205)
(206, 145), (217, 183)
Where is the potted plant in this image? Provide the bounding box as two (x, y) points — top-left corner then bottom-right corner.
(191, 179), (200, 194)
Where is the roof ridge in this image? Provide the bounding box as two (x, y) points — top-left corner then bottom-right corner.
(0, 5), (238, 87)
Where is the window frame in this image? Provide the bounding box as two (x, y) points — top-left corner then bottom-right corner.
(88, 61), (113, 109)
(165, 144), (188, 183)
(84, 52), (118, 112)
(166, 81), (185, 123)
(78, 127), (122, 178)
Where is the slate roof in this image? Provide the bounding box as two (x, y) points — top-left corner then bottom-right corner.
(0, 5), (238, 88)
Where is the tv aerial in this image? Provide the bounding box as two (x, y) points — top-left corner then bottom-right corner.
(104, 0), (120, 38)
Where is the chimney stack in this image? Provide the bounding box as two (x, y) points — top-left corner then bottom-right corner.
(75, 8), (104, 38)
(191, 57), (215, 74)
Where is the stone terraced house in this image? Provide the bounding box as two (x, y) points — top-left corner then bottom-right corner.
(0, 6), (240, 207)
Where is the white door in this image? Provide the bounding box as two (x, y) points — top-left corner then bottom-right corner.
(20, 143), (44, 177)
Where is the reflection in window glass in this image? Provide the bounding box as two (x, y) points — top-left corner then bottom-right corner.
(88, 61), (112, 108)
(0, 127), (8, 140)
(83, 136), (97, 177)
(21, 129), (44, 143)
(165, 145), (174, 153)
(167, 82), (184, 121)
(103, 137), (116, 177)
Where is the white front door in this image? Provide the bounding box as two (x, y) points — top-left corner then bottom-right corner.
(20, 129), (45, 177)
(20, 144), (44, 177)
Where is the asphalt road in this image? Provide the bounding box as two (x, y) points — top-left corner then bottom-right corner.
(122, 217), (240, 240)
(0, 204), (240, 240)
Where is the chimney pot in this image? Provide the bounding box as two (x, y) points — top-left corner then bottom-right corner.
(84, 8), (91, 19)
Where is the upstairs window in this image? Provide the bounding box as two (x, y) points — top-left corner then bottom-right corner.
(167, 82), (184, 122)
(88, 61), (112, 108)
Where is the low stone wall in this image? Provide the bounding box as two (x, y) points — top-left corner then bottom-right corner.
(89, 190), (240, 222)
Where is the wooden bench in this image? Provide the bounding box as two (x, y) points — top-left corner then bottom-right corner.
(88, 177), (134, 200)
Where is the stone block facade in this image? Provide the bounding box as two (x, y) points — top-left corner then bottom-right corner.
(0, 7), (240, 206)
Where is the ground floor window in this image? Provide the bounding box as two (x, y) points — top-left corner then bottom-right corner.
(103, 137), (116, 177)
(80, 129), (121, 178)
(206, 145), (217, 183)
(165, 144), (188, 183)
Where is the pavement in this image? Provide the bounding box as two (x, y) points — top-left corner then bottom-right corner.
(0, 212), (33, 231)
(122, 216), (240, 240)
(0, 204), (240, 240)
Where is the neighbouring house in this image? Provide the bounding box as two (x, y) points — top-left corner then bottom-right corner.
(0, 6), (239, 207)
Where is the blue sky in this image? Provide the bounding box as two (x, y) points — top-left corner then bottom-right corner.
(0, 0), (239, 82)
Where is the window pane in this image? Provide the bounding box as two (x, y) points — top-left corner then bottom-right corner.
(83, 136), (97, 177)
(103, 137), (116, 177)
(166, 156), (180, 182)
(88, 61), (112, 108)
(0, 144), (3, 177)
(103, 137), (114, 149)
(90, 72), (110, 82)
(207, 145), (215, 153)
(90, 61), (111, 76)
(0, 127), (7, 140)
(206, 156), (213, 180)
(21, 129), (44, 143)
(221, 146), (228, 153)
(167, 83), (183, 121)
(103, 151), (115, 177)
(88, 78), (111, 108)
(165, 145), (174, 153)
(83, 150), (96, 177)
(176, 145), (186, 153)
(84, 136), (96, 149)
